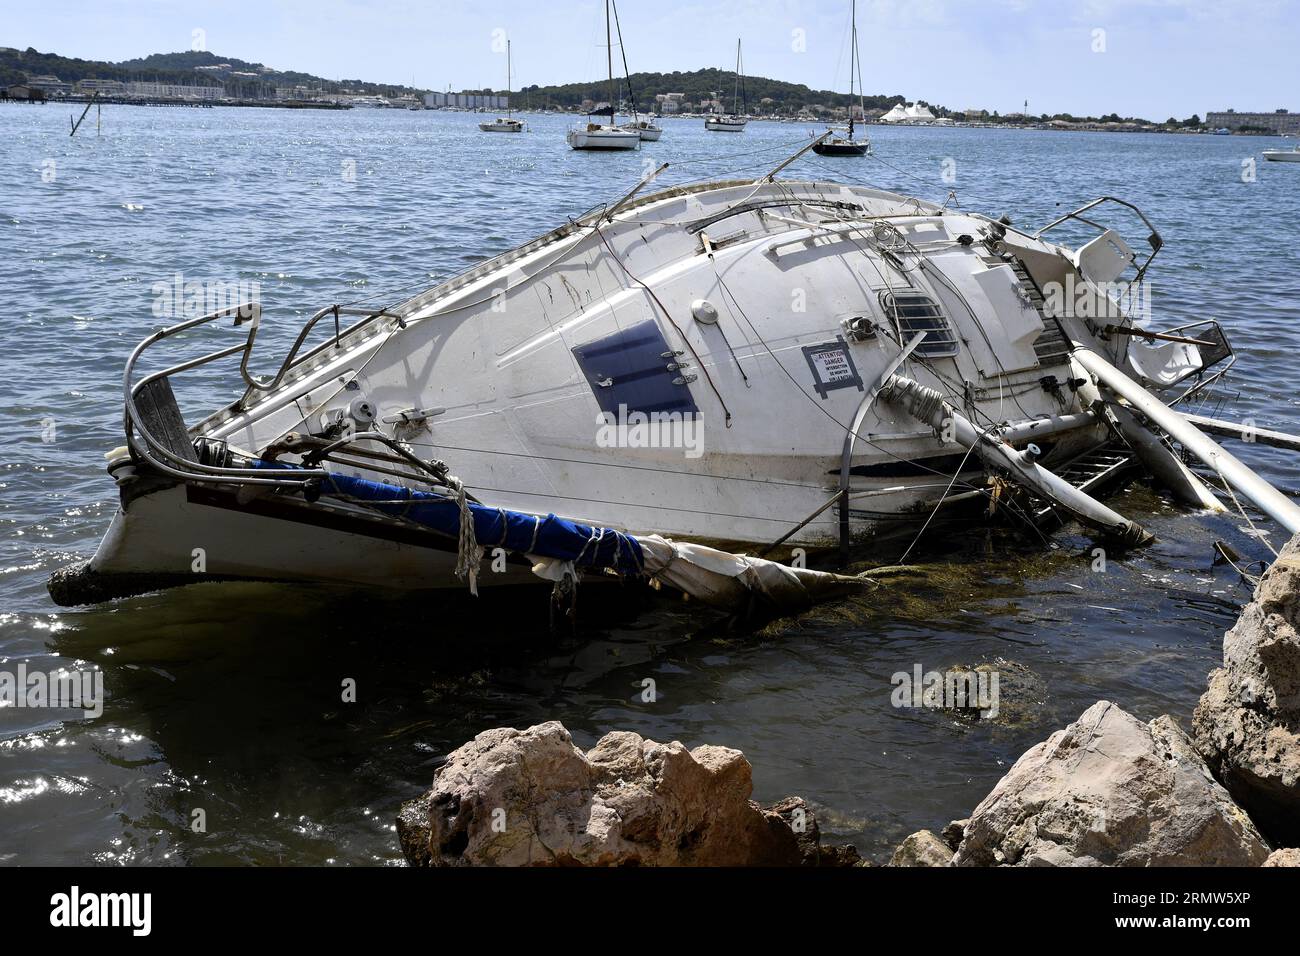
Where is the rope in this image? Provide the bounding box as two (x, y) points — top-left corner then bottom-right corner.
(447, 474), (484, 594)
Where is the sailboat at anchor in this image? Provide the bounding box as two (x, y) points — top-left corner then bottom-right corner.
(479, 39), (524, 132)
(705, 39), (748, 132)
(567, 0), (641, 150)
(812, 0), (870, 156)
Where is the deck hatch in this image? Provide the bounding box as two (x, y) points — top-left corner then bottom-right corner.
(879, 291), (959, 358)
(571, 320), (700, 416)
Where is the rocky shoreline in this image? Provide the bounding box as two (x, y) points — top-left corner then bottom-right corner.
(397, 535), (1300, 867)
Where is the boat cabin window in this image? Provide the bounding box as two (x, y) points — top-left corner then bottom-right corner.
(878, 291), (959, 358)
(571, 320), (700, 417)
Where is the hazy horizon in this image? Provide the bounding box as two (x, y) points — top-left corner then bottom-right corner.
(4, 0), (1297, 120)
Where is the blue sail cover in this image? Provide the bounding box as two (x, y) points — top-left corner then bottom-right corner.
(254, 462), (644, 574)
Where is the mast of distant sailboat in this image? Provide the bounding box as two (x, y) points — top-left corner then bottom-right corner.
(733, 39), (745, 117)
(611, 0), (640, 126)
(849, 0), (856, 140)
(605, 0), (615, 124)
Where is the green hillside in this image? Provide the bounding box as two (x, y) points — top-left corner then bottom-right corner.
(501, 69), (929, 116)
(0, 47), (421, 98)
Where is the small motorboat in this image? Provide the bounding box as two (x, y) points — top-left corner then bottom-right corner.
(1263, 147), (1300, 162)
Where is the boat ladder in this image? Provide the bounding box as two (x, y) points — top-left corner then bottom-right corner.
(1027, 445), (1139, 526)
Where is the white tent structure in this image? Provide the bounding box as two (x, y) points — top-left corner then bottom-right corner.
(880, 102), (937, 123)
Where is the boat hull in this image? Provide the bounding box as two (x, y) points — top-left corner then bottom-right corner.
(82, 483), (540, 594)
(69, 178), (1192, 603)
(705, 119), (747, 132)
(567, 128), (641, 150)
(812, 141), (869, 156)
(1263, 150), (1300, 162)
(480, 120), (524, 132)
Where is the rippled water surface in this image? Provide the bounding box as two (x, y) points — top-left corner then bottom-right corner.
(2, 106), (1298, 864)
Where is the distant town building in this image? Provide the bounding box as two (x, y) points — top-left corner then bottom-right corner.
(2, 84), (46, 102)
(124, 81), (223, 101)
(655, 92), (686, 115)
(25, 74), (72, 96)
(74, 78), (125, 95)
(1205, 109), (1300, 134)
(422, 91), (507, 109)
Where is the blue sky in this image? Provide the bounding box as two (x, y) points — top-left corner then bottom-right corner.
(5, 0), (1297, 118)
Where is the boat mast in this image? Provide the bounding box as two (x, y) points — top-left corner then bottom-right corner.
(606, 0), (615, 125)
(507, 40), (512, 118)
(733, 39), (741, 115)
(848, 0), (855, 140)
(610, 0), (640, 124)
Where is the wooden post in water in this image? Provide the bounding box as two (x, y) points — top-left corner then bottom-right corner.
(69, 91), (99, 137)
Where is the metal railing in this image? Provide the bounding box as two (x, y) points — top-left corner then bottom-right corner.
(123, 300), (406, 490)
(1034, 195), (1164, 283)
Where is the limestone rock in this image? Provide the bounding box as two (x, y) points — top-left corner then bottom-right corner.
(954, 701), (1269, 866)
(890, 829), (953, 867)
(397, 721), (859, 866)
(941, 818), (968, 851)
(1263, 848), (1300, 867)
(1194, 544), (1300, 845)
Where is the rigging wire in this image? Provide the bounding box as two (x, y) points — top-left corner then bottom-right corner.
(1213, 462), (1280, 559)
(896, 425), (993, 565)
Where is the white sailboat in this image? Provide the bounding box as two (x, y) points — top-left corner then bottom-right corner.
(609, 0), (663, 142)
(705, 39), (748, 131)
(479, 39), (524, 132)
(567, 0), (641, 151)
(54, 137), (1277, 617)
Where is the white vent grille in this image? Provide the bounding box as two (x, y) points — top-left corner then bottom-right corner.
(879, 291), (959, 357)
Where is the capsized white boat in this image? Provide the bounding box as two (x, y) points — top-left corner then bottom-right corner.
(58, 140), (1300, 615)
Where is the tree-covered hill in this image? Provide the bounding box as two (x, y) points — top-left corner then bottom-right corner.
(508, 68), (926, 116)
(0, 47), (422, 98)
